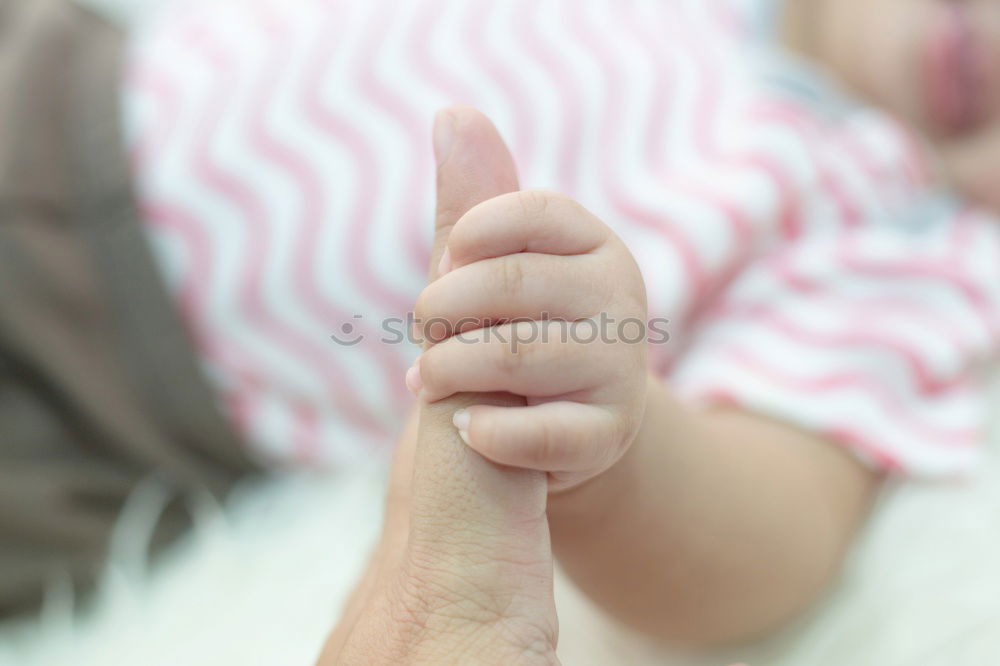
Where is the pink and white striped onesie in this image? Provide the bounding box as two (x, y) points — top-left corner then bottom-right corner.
(124, 0), (1000, 475)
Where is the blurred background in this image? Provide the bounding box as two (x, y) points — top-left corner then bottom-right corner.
(1, 0), (999, 664)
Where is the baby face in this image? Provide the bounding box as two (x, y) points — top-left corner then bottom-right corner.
(810, 0), (1000, 209)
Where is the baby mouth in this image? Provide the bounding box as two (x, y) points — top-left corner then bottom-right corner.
(922, 0), (986, 137)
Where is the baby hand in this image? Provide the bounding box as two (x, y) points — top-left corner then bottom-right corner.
(410, 189), (649, 491)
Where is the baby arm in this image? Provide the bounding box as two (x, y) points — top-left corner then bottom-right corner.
(411, 190), (881, 646)
(548, 379), (880, 644)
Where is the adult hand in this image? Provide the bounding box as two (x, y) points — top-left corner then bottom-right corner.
(317, 107), (559, 665)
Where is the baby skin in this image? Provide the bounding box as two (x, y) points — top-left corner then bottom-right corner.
(323, 107), (879, 664)
(415, 107), (879, 645)
(321, 0), (1000, 658)
(407, 3), (1000, 645)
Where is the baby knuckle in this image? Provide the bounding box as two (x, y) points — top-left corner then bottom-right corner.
(495, 340), (525, 375)
(532, 419), (562, 467)
(551, 335), (579, 363)
(496, 256), (527, 297)
(515, 189), (552, 225)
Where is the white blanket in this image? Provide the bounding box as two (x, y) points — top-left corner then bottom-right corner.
(1, 436), (998, 666)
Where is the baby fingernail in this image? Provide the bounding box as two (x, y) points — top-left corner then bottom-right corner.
(438, 247), (452, 276)
(453, 408), (471, 443)
(405, 359), (424, 395)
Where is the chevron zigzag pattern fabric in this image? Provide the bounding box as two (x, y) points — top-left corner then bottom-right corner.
(123, 0), (1000, 474)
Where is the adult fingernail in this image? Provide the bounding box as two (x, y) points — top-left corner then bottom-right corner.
(453, 408), (471, 443)
(433, 109), (455, 168)
(405, 358), (424, 395)
(438, 247), (452, 276)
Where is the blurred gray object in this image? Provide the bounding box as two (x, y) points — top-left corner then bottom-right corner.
(0, 0), (257, 619)
(75, 0), (165, 24)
